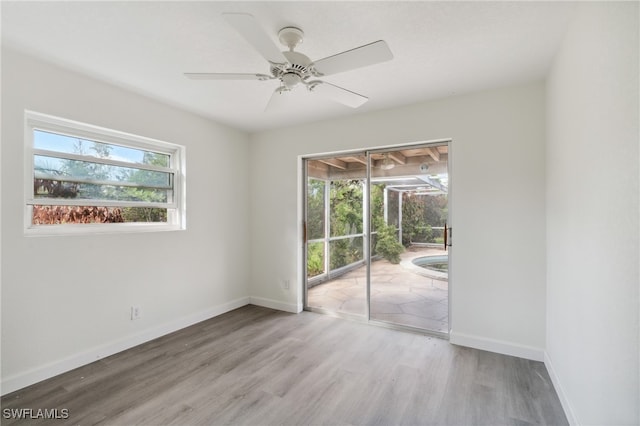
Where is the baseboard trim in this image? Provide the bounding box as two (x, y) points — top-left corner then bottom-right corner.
(0, 296), (251, 396)
(249, 296), (300, 313)
(544, 351), (579, 426)
(449, 330), (544, 361)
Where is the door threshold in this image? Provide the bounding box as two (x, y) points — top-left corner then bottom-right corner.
(304, 306), (449, 340)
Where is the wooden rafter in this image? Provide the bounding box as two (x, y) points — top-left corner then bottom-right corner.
(426, 147), (440, 162)
(345, 156), (367, 165)
(318, 158), (347, 170)
(388, 151), (407, 165)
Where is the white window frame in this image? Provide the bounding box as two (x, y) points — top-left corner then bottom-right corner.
(24, 111), (186, 236)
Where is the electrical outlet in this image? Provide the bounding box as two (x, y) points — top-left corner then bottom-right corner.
(130, 305), (141, 320)
(282, 279), (290, 290)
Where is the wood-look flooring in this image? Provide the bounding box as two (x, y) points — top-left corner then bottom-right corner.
(1, 305), (568, 425)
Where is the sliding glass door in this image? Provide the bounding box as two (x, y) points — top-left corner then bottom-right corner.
(304, 142), (450, 335)
(305, 153), (368, 319)
(368, 148), (449, 333)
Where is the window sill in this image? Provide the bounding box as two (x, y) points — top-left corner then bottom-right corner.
(24, 222), (185, 237)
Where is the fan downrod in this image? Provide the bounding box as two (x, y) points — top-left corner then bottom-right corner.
(278, 27), (304, 51)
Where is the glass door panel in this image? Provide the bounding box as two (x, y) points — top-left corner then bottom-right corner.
(305, 154), (368, 318)
(369, 146), (449, 333)
(306, 178), (326, 280)
(304, 143), (450, 335)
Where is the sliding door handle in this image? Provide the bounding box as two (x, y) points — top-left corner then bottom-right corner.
(444, 222), (447, 251)
(444, 223), (452, 251)
(303, 221), (307, 244)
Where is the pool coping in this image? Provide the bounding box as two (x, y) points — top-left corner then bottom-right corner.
(400, 252), (449, 281)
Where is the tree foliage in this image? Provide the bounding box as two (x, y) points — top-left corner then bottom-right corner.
(306, 177), (447, 275)
(32, 205), (124, 224)
(119, 151), (168, 222)
(328, 180), (364, 269)
(330, 180), (363, 236)
(33, 140), (168, 224)
(375, 221), (404, 264)
(401, 194), (428, 245)
(307, 242), (324, 277)
(402, 193), (448, 244)
(307, 179), (325, 240)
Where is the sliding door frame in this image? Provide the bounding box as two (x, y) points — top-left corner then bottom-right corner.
(302, 149), (370, 322)
(302, 139), (452, 337)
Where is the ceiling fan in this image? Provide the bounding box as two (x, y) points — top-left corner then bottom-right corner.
(185, 13), (393, 110)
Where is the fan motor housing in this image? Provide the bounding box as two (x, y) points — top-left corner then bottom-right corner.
(272, 50), (313, 87)
(283, 51), (311, 71)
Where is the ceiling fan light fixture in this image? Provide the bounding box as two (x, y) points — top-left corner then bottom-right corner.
(381, 153), (395, 170)
(282, 72), (301, 89)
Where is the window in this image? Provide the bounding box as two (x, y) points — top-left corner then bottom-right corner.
(25, 111), (185, 235)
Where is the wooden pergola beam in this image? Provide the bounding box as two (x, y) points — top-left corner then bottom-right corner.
(346, 156), (367, 165)
(426, 147), (440, 162)
(318, 158), (347, 170)
(388, 152), (407, 165)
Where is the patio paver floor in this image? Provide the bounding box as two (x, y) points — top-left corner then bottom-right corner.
(307, 246), (448, 333)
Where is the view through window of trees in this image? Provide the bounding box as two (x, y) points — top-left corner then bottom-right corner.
(26, 112), (184, 233)
(306, 177), (448, 278)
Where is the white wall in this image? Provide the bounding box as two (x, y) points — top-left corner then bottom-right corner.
(545, 3), (639, 425)
(4, 8), (636, 424)
(249, 81), (547, 360)
(0, 48), (251, 394)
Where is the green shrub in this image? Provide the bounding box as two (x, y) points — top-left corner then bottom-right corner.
(307, 242), (324, 277)
(375, 223), (404, 264)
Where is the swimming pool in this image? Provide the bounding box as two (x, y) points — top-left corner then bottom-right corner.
(412, 255), (449, 273)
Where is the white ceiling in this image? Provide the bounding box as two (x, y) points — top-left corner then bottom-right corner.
(1, 1), (577, 133)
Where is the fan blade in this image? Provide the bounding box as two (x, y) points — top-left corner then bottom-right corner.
(265, 87), (290, 112)
(312, 40), (393, 76)
(222, 13), (287, 64)
(184, 73), (272, 80)
(310, 81), (368, 108)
